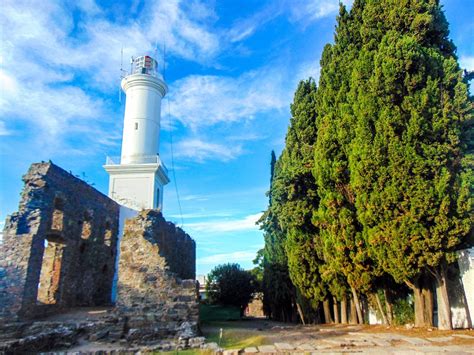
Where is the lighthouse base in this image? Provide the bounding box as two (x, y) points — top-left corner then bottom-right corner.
(104, 161), (169, 211)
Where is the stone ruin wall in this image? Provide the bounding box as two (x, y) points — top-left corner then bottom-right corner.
(117, 210), (199, 341)
(0, 162), (200, 352)
(0, 162), (120, 319)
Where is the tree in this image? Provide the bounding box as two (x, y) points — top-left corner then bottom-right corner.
(345, 0), (474, 329)
(273, 79), (329, 321)
(205, 263), (256, 315)
(312, 2), (376, 324)
(258, 152), (297, 322)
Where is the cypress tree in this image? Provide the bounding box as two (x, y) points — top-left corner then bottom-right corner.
(276, 79), (328, 322)
(347, 0), (473, 329)
(258, 152), (296, 322)
(313, 2), (375, 324)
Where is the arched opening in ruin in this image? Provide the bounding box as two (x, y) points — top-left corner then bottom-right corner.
(37, 234), (66, 305)
(51, 197), (64, 231)
(104, 220), (112, 246)
(81, 210), (93, 240)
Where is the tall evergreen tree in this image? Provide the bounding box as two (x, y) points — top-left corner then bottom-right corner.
(274, 79), (328, 321)
(347, 0), (473, 329)
(312, 2), (375, 324)
(258, 152), (296, 322)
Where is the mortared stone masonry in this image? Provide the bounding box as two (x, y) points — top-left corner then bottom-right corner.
(0, 162), (199, 352)
(0, 162), (120, 319)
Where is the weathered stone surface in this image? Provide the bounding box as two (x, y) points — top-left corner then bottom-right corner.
(0, 162), (120, 320)
(203, 342), (221, 351)
(453, 334), (474, 339)
(116, 210), (199, 341)
(426, 336), (455, 342)
(244, 346), (259, 353)
(188, 336), (206, 348)
(258, 344), (277, 353)
(274, 342), (295, 350)
(297, 343), (315, 351)
(223, 349), (242, 355)
(400, 336), (431, 346)
(0, 162), (199, 352)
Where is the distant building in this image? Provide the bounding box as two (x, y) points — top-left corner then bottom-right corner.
(197, 274), (207, 300)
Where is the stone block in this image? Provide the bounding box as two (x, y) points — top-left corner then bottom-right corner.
(223, 349), (242, 355)
(244, 347), (259, 353)
(258, 344), (277, 353)
(297, 343), (315, 351)
(274, 342), (295, 350)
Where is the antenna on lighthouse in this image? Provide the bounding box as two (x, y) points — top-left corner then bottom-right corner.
(119, 46), (125, 103)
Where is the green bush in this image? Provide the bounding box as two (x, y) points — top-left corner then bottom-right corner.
(393, 294), (415, 325)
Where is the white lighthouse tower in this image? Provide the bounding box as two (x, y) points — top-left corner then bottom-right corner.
(104, 55), (170, 211)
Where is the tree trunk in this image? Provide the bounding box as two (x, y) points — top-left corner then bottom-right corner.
(333, 297), (340, 323)
(349, 297), (358, 324)
(341, 296), (348, 324)
(421, 282), (433, 327)
(351, 286), (364, 324)
(323, 299), (333, 323)
(434, 265), (453, 330)
(296, 302), (306, 325)
(383, 288), (393, 326)
(412, 286), (425, 327)
(407, 275), (434, 327)
(374, 292), (388, 325)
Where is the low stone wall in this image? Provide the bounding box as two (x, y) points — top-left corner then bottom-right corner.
(117, 210), (199, 341)
(0, 162), (120, 320)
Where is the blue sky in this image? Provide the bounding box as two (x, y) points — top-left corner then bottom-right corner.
(1, 0), (473, 276)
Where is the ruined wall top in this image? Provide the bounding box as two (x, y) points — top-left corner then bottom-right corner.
(123, 209), (196, 280)
(1, 161), (120, 319)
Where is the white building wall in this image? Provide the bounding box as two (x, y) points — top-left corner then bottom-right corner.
(457, 247), (474, 327)
(120, 74), (167, 164)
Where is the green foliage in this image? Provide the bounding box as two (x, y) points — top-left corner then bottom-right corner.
(199, 304), (241, 322)
(347, 0), (473, 289)
(258, 152), (297, 322)
(393, 296), (415, 326)
(206, 263), (256, 312)
(259, 0), (473, 324)
(312, 1), (375, 299)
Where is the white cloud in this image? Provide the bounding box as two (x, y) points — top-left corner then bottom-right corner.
(460, 56), (474, 71)
(187, 212), (263, 233)
(197, 250), (257, 265)
(0, 121), (11, 136)
(180, 194), (210, 202)
(226, 0), (350, 43)
(174, 138), (243, 162)
(168, 211), (233, 219)
(226, 3), (280, 43)
(0, 0), (222, 155)
(288, 0), (340, 22)
(168, 66), (290, 130)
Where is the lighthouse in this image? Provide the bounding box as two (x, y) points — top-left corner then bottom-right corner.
(104, 55), (170, 211)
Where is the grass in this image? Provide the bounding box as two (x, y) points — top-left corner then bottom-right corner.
(202, 321), (267, 349)
(161, 319), (269, 354)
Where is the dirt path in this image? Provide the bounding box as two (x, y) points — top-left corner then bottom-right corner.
(201, 318), (474, 354)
